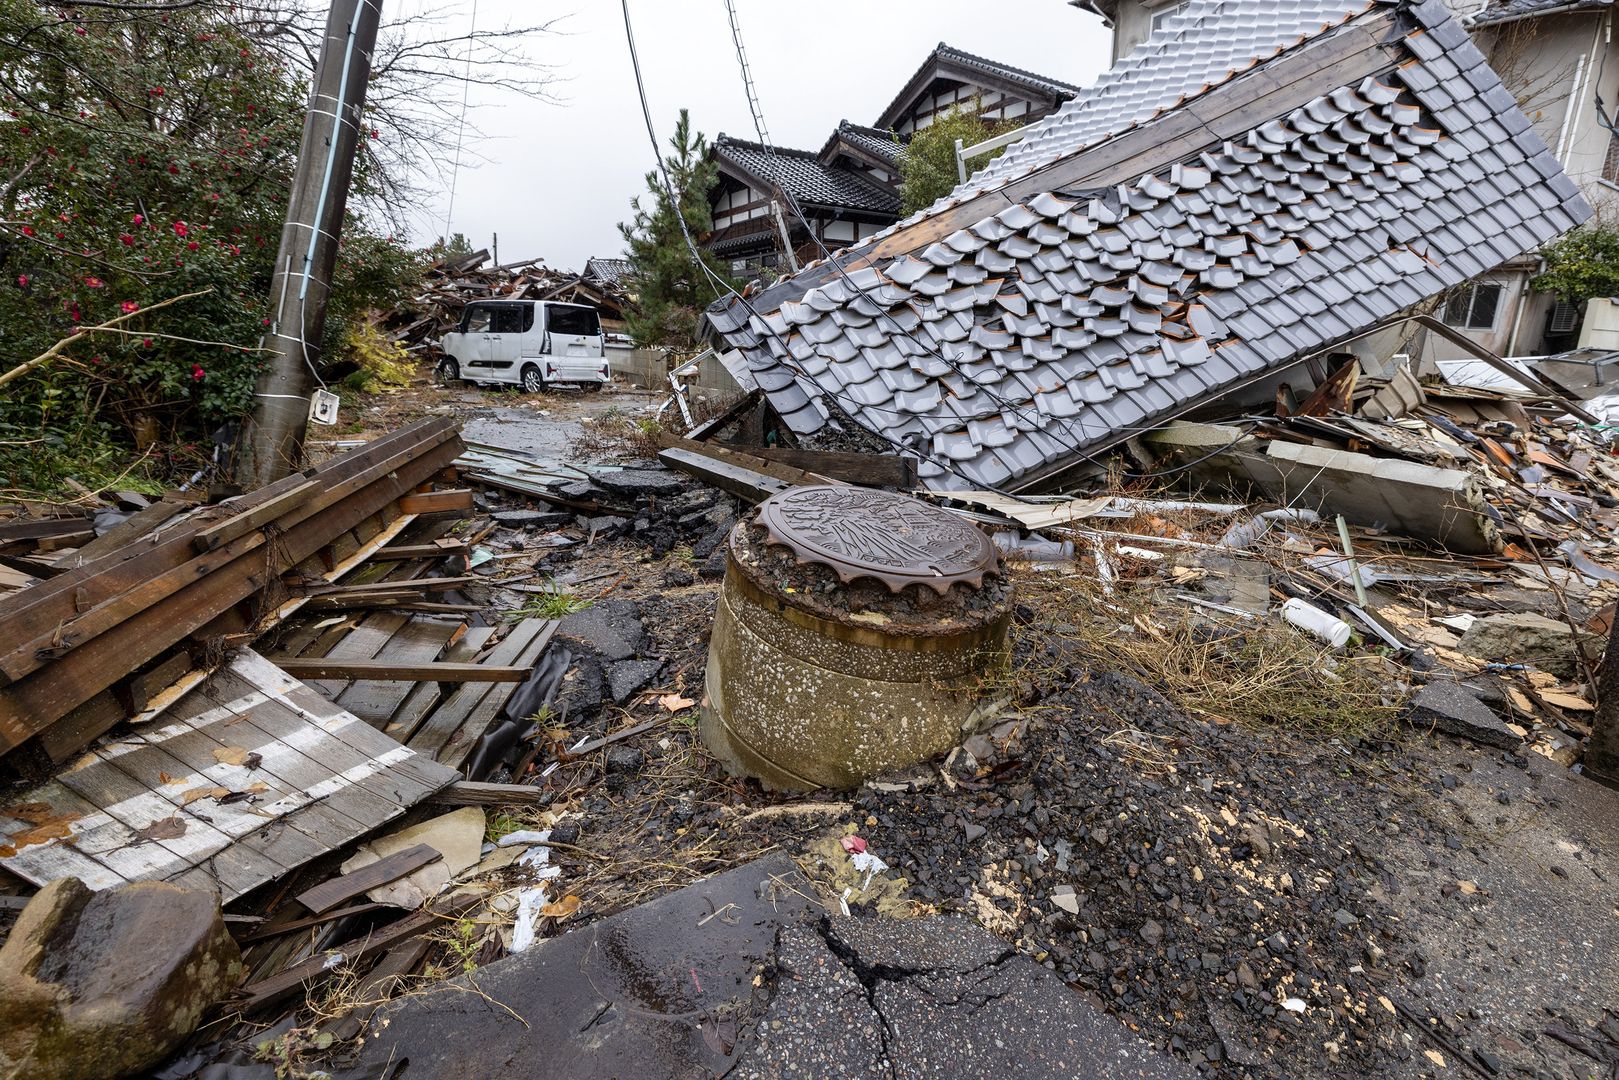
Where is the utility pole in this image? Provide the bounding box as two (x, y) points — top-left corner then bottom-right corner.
(238, 0), (383, 488)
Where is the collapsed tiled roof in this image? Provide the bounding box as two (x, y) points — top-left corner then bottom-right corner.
(705, 0), (1590, 492)
(713, 136), (901, 216)
(1465, 0), (1611, 25)
(584, 257), (632, 288)
(820, 121), (906, 169)
(875, 43), (1082, 132)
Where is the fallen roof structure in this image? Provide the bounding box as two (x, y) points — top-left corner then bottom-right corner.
(705, 0), (1592, 492)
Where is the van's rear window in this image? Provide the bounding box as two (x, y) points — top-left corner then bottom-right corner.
(548, 306), (600, 336)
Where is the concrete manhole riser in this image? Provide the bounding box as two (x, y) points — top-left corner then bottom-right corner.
(701, 488), (1012, 791)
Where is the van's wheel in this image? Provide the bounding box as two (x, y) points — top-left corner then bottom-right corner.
(435, 357), (460, 386)
(521, 365), (545, 394)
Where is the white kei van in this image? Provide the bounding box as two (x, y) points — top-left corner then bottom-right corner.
(437, 300), (609, 392)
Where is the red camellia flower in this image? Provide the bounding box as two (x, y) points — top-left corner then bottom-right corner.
(186, 241), (198, 251)
(84, 276), (103, 288)
(19, 225), (31, 236)
(172, 221), (188, 237)
(120, 300), (138, 314)
(192, 364), (206, 381)
(16, 274), (28, 287)
(120, 233), (134, 246)
(131, 213), (143, 225)
(140, 338), (153, 348)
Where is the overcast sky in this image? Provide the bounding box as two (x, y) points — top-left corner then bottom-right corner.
(402, 0), (1113, 270)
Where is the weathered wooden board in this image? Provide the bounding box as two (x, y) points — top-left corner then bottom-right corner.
(0, 650), (458, 903)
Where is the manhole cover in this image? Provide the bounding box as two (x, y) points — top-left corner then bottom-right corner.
(755, 485), (996, 593)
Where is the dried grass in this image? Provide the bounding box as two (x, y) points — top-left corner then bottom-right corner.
(1016, 568), (1404, 741)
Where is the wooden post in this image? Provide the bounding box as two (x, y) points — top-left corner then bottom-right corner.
(1587, 614), (1619, 782)
(238, 0), (383, 488)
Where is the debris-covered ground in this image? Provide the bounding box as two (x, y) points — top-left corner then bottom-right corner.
(288, 379), (1618, 1080)
(3, 372), (1618, 1080)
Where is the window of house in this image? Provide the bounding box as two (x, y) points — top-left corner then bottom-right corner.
(1151, 2), (1188, 32)
(547, 305), (600, 336)
(1442, 281), (1504, 331)
(1605, 128), (1619, 183)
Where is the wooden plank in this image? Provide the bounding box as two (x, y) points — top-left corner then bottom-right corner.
(407, 620), (550, 760)
(192, 480), (320, 552)
(294, 843), (442, 914)
(657, 446), (794, 504)
(0, 418), (457, 643)
(0, 434), (465, 753)
(336, 618), (461, 726)
(68, 498), (196, 567)
(397, 489), (473, 515)
(275, 659), (529, 683)
(684, 388), (761, 442)
(751, 447), (916, 488)
(426, 780), (545, 807)
(237, 893), (481, 1013)
(434, 621), (558, 772)
(385, 626), (493, 742)
(368, 541), (469, 562)
(300, 612), (409, 698)
(0, 517), (93, 542)
(236, 902), (389, 943)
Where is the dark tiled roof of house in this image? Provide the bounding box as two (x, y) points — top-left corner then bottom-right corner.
(713, 136), (901, 215)
(584, 257), (632, 288)
(875, 43), (1081, 131)
(705, 0), (1590, 492)
(1467, 0), (1611, 25)
(820, 121), (906, 169)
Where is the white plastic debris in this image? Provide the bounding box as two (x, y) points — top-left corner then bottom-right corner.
(1280, 597), (1352, 649)
(510, 886), (550, 953)
(1281, 998), (1307, 1013)
(497, 829), (552, 848)
(850, 850), (889, 892)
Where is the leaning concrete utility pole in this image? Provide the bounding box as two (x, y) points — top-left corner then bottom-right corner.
(238, 0), (383, 488)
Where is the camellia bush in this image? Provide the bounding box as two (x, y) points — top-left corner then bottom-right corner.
(0, 1), (419, 491)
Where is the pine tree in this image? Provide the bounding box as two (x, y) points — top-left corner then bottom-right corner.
(618, 109), (737, 348)
(897, 101), (1011, 216)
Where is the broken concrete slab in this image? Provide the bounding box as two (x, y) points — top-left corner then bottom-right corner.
(489, 508), (574, 529)
(350, 853), (812, 1078)
(606, 658), (662, 704)
(593, 468), (686, 499)
(0, 878), (241, 1080)
(1265, 442), (1501, 556)
(734, 915), (1195, 1079)
(1408, 681), (1522, 750)
(555, 599), (647, 662)
(1146, 422), (1502, 555)
(1457, 612), (1600, 680)
(350, 854), (1193, 1080)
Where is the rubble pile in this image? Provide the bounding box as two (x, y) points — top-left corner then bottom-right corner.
(379, 248), (631, 354)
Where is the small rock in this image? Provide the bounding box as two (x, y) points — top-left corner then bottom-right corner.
(1332, 908), (1359, 928)
(662, 567), (696, 589)
(963, 822), (987, 842)
(1050, 886), (1080, 915)
(1457, 613), (1601, 680)
(0, 878), (242, 1080)
(1408, 682), (1521, 750)
(1139, 919), (1164, 945)
(605, 745), (646, 774)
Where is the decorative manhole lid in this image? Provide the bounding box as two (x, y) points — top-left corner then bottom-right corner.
(755, 485), (996, 594)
